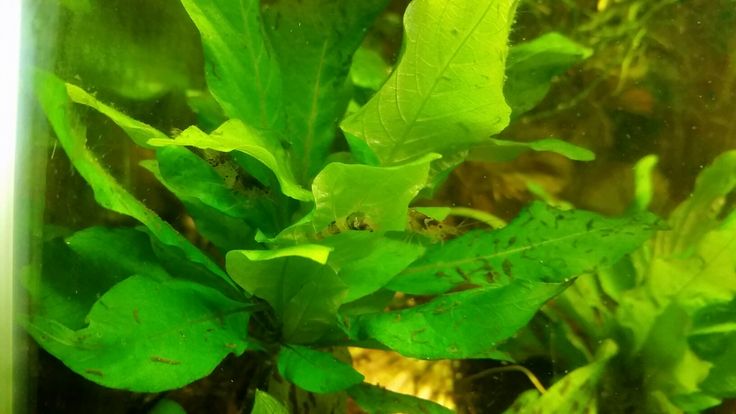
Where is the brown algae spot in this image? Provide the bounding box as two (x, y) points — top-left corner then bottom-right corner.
(85, 368), (104, 377)
(150, 356), (181, 365)
(133, 308), (140, 324)
(502, 259), (513, 277)
(224, 343), (238, 349)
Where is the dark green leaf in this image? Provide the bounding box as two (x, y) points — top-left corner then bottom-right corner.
(341, 0), (518, 165)
(38, 0), (198, 100)
(251, 390), (288, 414)
(388, 202), (661, 295)
(350, 281), (565, 359)
(690, 298), (736, 398)
(180, 0), (284, 131)
(149, 145), (279, 235)
(505, 32), (592, 117)
(26, 227), (169, 330)
(23, 275), (251, 392)
(226, 246), (347, 343)
(277, 345), (364, 393)
(348, 383), (453, 414)
(34, 71), (232, 287)
(262, 0), (389, 179)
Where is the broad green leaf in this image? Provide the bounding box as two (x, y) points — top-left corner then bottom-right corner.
(467, 138), (595, 163)
(350, 281), (565, 359)
(148, 120), (311, 201)
(350, 46), (391, 91)
(388, 202), (661, 295)
(310, 154), (439, 233)
(226, 246), (347, 343)
(277, 345), (364, 393)
(27, 227), (169, 330)
(505, 32), (592, 117)
(348, 383), (453, 414)
(148, 399), (186, 414)
(180, 0), (284, 131)
(320, 232), (425, 302)
(34, 70), (232, 287)
(66, 83), (168, 148)
(341, 0), (518, 165)
(23, 275), (251, 392)
(251, 390), (288, 414)
(503, 340), (617, 414)
(262, 0), (389, 179)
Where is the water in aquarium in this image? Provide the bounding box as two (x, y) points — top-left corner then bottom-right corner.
(13, 0), (736, 413)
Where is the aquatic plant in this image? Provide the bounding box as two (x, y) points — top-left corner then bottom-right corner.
(24, 0), (662, 411)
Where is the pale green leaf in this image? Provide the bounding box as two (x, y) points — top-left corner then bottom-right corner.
(226, 246), (346, 343)
(277, 345), (364, 393)
(632, 155), (659, 211)
(148, 119), (312, 201)
(341, 0), (518, 165)
(251, 390), (288, 414)
(656, 150), (736, 255)
(66, 83), (168, 148)
(320, 232), (425, 302)
(310, 154), (439, 233)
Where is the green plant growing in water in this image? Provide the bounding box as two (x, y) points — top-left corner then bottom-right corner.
(496, 151), (736, 414)
(24, 0), (662, 412)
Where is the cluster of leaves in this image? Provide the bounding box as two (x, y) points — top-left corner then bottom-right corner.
(25, 0), (663, 412)
(500, 151), (736, 414)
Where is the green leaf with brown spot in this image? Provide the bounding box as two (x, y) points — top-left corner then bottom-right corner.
(350, 281), (565, 359)
(388, 202), (662, 295)
(22, 275), (252, 392)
